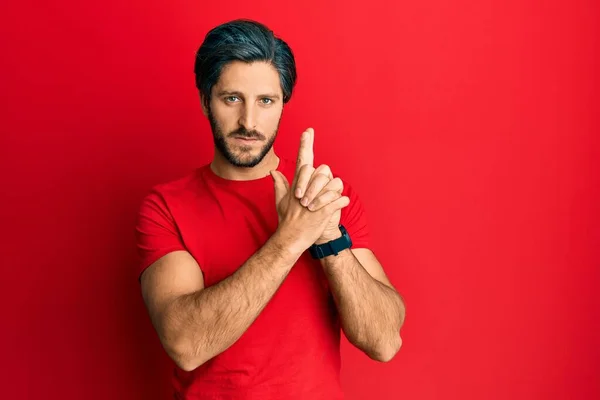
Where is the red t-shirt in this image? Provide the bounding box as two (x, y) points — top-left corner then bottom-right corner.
(135, 156), (370, 399)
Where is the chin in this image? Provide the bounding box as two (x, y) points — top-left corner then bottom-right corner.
(226, 152), (264, 168)
(216, 136), (274, 168)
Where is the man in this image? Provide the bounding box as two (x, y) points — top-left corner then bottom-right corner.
(135, 18), (406, 400)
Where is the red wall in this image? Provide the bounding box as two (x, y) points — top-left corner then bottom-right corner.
(2, 1), (598, 399)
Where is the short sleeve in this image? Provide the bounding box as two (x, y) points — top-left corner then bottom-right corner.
(134, 189), (186, 281)
(339, 179), (371, 250)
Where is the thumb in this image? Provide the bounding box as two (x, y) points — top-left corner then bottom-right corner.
(270, 170), (289, 205)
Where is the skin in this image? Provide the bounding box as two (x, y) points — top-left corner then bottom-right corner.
(140, 60), (406, 372)
(272, 130), (405, 361)
(200, 60), (282, 181)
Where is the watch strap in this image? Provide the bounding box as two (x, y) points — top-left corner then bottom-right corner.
(309, 225), (352, 259)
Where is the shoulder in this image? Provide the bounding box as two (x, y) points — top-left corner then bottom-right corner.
(136, 166), (209, 222)
(141, 165), (209, 203)
(150, 167), (205, 197)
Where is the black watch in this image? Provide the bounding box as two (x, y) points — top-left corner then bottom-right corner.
(309, 225), (352, 259)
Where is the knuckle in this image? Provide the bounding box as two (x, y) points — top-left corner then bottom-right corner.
(323, 191), (337, 203)
(317, 173), (330, 183)
(315, 163), (330, 173)
(300, 164), (314, 174)
(327, 178), (343, 193)
(320, 193), (335, 208)
(306, 175), (330, 197)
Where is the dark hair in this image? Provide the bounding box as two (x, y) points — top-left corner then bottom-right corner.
(194, 19), (297, 105)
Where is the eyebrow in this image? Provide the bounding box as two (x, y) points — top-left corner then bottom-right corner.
(216, 90), (281, 100)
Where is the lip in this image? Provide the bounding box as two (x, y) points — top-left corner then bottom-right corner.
(233, 136), (260, 143)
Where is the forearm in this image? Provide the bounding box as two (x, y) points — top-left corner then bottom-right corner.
(321, 250), (405, 362)
(166, 231), (301, 370)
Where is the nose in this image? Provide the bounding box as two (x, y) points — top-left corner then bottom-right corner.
(238, 102), (257, 131)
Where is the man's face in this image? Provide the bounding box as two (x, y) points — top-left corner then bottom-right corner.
(204, 61), (284, 168)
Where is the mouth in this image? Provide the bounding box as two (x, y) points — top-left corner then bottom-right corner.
(233, 136), (260, 144)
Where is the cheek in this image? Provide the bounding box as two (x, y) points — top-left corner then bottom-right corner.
(262, 108), (283, 132)
(211, 104), (239, 130)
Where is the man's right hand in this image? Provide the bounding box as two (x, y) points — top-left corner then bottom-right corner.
(270, 128), (350, 255)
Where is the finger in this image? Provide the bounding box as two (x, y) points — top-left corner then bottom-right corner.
(307, 177), (343, 208)
(316, 163), (333, 180)
(270, 170), (289, 205)
(322, 195), (350, 215)
(296, 163), (330, 200)
(278, 171), (290, 192)
(300, 164), (333, 197)
(306, 190), (342, 211)
(297, 127), (314, 169)
(295, 164), (316, 199)
(292, 128), (314, 190)
(298, 169), (331, 206)
(322, 177), (343, 194)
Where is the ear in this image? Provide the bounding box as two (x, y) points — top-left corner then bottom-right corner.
(199, 93), (209, 117)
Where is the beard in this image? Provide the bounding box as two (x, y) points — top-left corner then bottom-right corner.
(208, 107), (280, 168)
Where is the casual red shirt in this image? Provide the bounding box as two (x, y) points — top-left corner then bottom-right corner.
(135, 156), (370, 399)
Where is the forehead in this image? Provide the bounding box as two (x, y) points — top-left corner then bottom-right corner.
(214, 61), (282, 95)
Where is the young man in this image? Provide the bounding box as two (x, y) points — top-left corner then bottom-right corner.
(135, 19), (406, 400)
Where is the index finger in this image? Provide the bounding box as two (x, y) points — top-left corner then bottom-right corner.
(296, 128), (314, 175)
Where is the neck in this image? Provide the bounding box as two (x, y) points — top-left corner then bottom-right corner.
(210, 150), (280, 181)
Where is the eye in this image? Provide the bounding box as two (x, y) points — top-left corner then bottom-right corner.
(260, 98), (273, 105)
(225, 96), (240, 103)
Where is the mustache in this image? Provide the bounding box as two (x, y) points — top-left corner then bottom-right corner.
(229, 127), (265, 140)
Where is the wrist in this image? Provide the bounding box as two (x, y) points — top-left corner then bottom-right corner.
(315, 231), (342, 245)
(310, 225), (352, 260)
(271, 227), (307, 259)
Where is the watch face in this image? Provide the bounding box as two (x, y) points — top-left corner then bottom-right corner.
(340, 225), (352, 247)
(339, 225), (348, 235)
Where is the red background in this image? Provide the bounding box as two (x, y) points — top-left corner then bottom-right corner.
(2, 1), (599, 399)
